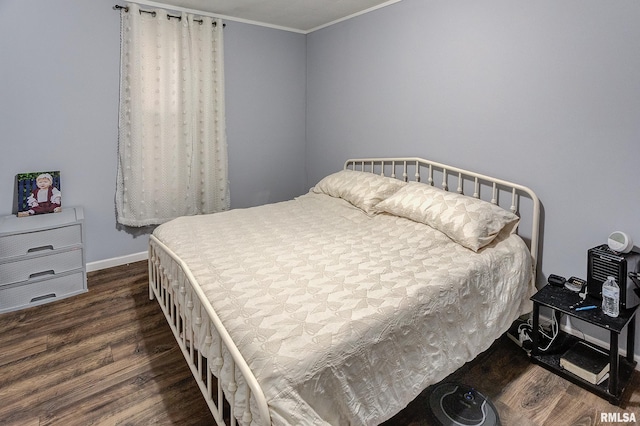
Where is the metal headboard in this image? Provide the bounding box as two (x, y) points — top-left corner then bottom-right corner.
(344, 157), (540, 284)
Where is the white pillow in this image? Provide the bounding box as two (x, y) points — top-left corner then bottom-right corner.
(375, 182), (520, 251)
(312, 170), (406, 215)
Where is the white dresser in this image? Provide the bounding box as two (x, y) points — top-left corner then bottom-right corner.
(0, 207), (87, 313)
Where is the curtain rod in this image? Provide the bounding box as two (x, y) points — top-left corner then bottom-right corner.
(113, 4), (225, 27)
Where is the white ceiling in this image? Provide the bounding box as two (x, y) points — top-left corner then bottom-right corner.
(134, 0), (402, 33)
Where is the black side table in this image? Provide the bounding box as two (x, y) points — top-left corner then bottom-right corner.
(530, 284), (637, 405)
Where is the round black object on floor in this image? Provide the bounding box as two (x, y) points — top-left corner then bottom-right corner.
(427, 383), (500, 426)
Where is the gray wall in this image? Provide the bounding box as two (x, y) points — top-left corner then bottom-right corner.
(0, 0), (307, 264)
(306, 0), (640, 348)
(307, 0), (640, 281)
(226, 22), (307, 208)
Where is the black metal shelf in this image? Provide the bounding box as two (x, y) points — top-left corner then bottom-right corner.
(530, 284), (637, 405)
(530, 330), (636, 404)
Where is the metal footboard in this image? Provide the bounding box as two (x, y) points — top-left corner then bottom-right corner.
(148, 235), (271, 426)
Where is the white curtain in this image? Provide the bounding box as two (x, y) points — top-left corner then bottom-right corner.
(116, 3), (229, 227)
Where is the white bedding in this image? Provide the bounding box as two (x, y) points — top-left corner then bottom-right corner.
(152, 192), (534, 425)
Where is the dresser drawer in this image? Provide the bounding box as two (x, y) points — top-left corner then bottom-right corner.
(0, 248), (83, 286)
(0, 207), (86, 312)
(0, 270), (86, 314)
(0, 224), (82, 260)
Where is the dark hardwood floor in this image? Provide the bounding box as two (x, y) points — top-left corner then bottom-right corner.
(1, 261), (638, 425)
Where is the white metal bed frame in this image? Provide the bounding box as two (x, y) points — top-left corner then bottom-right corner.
(148, 157), (540, 426)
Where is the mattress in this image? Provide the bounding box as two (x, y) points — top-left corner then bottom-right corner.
(151, 191), (534, 425)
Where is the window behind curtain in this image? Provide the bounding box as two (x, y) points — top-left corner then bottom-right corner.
(116, 3), (229, 227)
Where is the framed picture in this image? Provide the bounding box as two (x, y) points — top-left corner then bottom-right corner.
(15, 171), (62, 217)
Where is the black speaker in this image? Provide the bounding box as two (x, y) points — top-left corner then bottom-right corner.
(587, 244), (640, 310)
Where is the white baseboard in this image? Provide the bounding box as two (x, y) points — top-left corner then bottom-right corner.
(86, 251), (148, 272)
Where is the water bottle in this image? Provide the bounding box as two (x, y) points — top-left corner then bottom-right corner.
(602, 276), (620, 318)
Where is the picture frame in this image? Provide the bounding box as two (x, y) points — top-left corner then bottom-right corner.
(15, 171), (62, 217)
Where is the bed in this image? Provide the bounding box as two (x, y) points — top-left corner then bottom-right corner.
(148, 157), (540, 426)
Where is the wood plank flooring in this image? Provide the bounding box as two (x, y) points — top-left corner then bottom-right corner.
(1, 260), (638, 425)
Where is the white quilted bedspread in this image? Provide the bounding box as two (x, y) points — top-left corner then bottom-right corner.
(152, 192), (534, 425)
